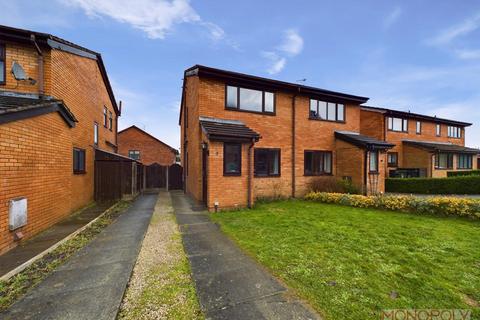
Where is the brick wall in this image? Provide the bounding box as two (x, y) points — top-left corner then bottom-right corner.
(335, 139), (365, 191)
(0, 40), (118, 253)
(360, 109), (384, 141)
(117, 127), (176, 166)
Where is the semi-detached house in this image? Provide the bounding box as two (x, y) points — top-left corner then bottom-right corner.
(0, 25), (120, 254)
(179, 65), (479, 211)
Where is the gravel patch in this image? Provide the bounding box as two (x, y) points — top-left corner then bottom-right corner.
(118, 191), (203, 320)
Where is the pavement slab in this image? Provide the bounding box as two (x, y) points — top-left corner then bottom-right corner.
(170, 190), (320, 320)
(1, 193), (158, 320)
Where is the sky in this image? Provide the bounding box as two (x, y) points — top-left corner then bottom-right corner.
(1, 0), (480, 149)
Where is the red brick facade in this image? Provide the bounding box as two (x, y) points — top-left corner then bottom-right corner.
(118, 126), (177, 166)
(180, 66), (387, 211)
(0, 30), (118, 254)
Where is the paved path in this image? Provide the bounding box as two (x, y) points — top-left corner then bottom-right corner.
(171, 191), (320, 320)
(2, 192), (157, 320)
(0, 203), (111, 277)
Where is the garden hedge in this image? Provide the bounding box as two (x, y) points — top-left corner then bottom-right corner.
(447, 170), (480, 177)
(385, 176), (480, 194)
(305, 192), (480, 219)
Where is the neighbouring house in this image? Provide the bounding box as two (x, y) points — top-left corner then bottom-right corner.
(179, 65), (396, 211)
(0, 25), (119, 254)
(360, 106), (479, 178)
(117, 125), (177, 166)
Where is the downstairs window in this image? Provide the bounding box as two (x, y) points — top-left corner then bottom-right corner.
(304, 151), (332, 175)
(254, 148), (280, 177)
(435, 153), (453, 169)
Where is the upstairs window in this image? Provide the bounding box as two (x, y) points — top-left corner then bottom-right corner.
(304, 151), (332, 175)
(109, 111), (113, 131)
(457, 154), (472, 169)
(226, 85), (275, 114)
(436, 124), (441, 136)
(416, 121), (422, 134)
(387, 117), (408, 132)
(448, 126), (461, 138)
(128, 150), (140, 160)
(435, 153), (453, 169)
(73, 148), (86, 174)
(103, 107), (108, 127)
(387, 152), (398, 167)
(254, 148), (280, 177)
(0, 43), (5, 85)
(224, 143), (242, 176)
(309, 99), (344, 122)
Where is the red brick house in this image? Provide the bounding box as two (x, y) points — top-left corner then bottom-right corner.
(360, 106), (478, 178)
(0, 25), (119, 254)
(118, 125), (177, 166)
(179, 65), (478, 211)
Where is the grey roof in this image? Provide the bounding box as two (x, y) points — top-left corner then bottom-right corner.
(200, 117), (260, 142)
(335, 131), (395, 150)
(403, 140), (480, 154)
(0, 94), (77, 127)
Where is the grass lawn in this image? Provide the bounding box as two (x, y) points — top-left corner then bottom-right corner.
(211, 200), (480, 320)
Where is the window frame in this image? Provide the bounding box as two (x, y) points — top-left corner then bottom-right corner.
(304, 150), (333, 176)
(94, 122), (99, 146)
(0, 43), (5, 85)
(103, 107), (108, 127)
(108, 111), (113, 131)
(387, 117), (408, 132)
(387, 152), (398, 167)
(457, 154), (473, 169)
(223, 143), (242, 176)
(128, 150), (141, 160)
(73, 148), (86, 174)
(435, 153), (453, 170)
(225, 84), (276, 115)
(309, 99), (345, 123)
(447, 126), (462, 139)
(436, 124), (441, 136)
(369, 150), (379, 173)
(254, 148), (281, 177)
(416, 121), (422, 134)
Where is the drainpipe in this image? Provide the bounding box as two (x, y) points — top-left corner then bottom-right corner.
(247, 139), (255, 208)
(291, 90), (299, 198)
(181, 74), (187, 193)
(30, 35), (44, 97)
(363, 149), (368, 195)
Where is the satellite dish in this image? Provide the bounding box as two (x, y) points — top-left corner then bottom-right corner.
(11, 61), (28, 81)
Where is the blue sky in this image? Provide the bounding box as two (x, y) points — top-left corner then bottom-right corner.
(1, 0), (480, 148)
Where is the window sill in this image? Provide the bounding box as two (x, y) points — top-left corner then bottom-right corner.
(74, 170), (86, 175)
(368, 171), (380, 174)
(387, 129), (408, 133)
(434, 167), (453, 170)
(308, 117), (345, 124)
(304, 173), (333, 177)
(254, 174), (281, 178)
(223, 172), (241, 177)
(387, 164), (398, 168)
(225, 107), (275, 116)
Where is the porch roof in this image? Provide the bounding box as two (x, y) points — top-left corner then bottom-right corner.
(0, 93), (77, 127)
(200, 117), (261, 143)
(335, 131), (395, 150)
(403, 140), (480, 154)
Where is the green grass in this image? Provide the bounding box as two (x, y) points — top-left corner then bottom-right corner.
(0, 200), (131, 312)
(211, 200), (480, 320)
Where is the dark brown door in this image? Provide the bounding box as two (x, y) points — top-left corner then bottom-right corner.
(202, 148), (208, 204)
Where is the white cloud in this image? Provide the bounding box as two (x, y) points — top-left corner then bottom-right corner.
(61, 0), (225, 41)
(383, 6), (402, 29)
(427, 12), (480, 45)
(262, 29), (303, 75)
(455, 48), (480, 60)
(277, 29), (304, 56)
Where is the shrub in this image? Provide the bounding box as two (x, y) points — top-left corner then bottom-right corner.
(447, 170), (480, 177)
(305, 192), (480, 219)
(385, 176), (480, 194)
(308, 177), (361, 194)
